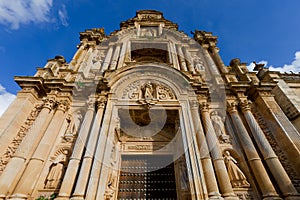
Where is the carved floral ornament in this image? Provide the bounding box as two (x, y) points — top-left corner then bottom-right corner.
(122, 80), (176, 105)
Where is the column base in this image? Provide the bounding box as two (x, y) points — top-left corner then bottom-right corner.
(8, 194), (27, 200)
(70, 195), (84, 200)
(262, 196), (282, 200)
(223, 196), (239, 200)
(208, 192), (224, 200)
(55, 194), (70, 200)
(283, 194), (300, 200)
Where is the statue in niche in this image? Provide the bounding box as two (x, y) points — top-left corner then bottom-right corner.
(193, 56), (205, 73)
(224, 151), (250, 188)
(211, 111), (231, 143)
(65, 111), (82, 136)
(45, 151), (68, 189)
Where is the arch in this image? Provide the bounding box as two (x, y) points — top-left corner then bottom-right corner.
(106, 63), (195, 100)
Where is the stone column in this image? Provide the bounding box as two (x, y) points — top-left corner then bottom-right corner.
(101, 46), (113, 72)
(71, 96), (107, 200)
(190, 101), (222, 199)
(0, 97), (56, 200)
(256, 93), (300, 173)
(182, 47), (195, 73)
(70, 44), (85, 71)
(180, 102), (206, 199)
(227, 103), (280, 200)
(85, 102), (115, 200)
(200, 103), (237, 200)
(210, 47), (228, 73)
(73, 45), (88, 72)
(170, 42), (180, 70)
(202, 48), (220, 75)
(117, 41), (128, 69)
(240, 100), (299, 199)
(11, 99), (69, 199)
(176, 45), (188, 71)
(56, 98), (96, 200)
(110, 44), (121, 70)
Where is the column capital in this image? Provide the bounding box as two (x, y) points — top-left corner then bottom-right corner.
(42, 97), (56, 111)
(190, 100), (199, 109)
(239, 99), (252, 113)
(199, 102), (209, 112)
(87, 98), (96, 111)
(97, 96), (107, 109)
(56, 100), (70, 113)
(227, 102), (238, 114)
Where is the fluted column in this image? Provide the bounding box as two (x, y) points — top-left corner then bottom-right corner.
(190, 101), (222, 199)
(56, 98), (96, 200)
(240, 100), (299, 199)
(176, 45), (188, 71)
(101, 46), (113, 72)
(0, 97), (56, 200)
(71, 96), (107, 200)
(228, 103), (280, 200)
(85, 101), (114, 200)
(109, 44), (121, 70)
(11, 99), (69, 199)
(200, 103), (237, 200)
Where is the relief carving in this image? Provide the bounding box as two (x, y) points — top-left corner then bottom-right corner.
(0, 103), (43, 175)
(122, 81), (176, 106)
(224, 151), (250, 188)
(63, 111), (83, 143)
(44, 150), (68, 189)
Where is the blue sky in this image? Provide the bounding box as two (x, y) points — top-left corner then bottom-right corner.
(0, 0), (300, 115)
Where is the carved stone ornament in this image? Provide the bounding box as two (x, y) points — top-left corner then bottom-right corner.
(44, 150), (68, 189)
(0, 103), (43, 175)
(224, 151), (250, 188)
(211, 111), (231, 144)
(63, 111), (83, 143)
(122, 80), (176, 107)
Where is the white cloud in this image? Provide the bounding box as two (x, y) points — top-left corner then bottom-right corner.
(0, 84), (16, 117)
(58, 4), (69, 27)
(247, 51), (300, 73)
(269, 51), (300, 73)
(0, 0), (69, 29)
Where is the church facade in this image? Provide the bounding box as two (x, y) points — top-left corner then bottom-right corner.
(0, 10), (300, 200)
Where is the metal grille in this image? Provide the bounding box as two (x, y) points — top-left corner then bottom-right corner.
(117, 155), (177, 200)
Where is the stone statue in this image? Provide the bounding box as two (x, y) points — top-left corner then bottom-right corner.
(65, 111), (82, 136)
(194, 59), (205, 73)
(224, 151), (250, 188)
(210, 111), (227, 138)
(45, 151), (68, 189)
(143, 82), (154, 99)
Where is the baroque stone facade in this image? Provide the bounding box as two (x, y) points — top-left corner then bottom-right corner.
(0, 10), (300, 200)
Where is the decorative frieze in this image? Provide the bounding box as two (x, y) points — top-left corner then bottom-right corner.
(0, 103), (43, 175)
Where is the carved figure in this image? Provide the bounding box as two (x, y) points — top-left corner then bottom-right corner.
(65, 111), (82, 136)
(143, 82), (154, 99)
(105, 173), (117, 199)
(45, 151), (68, 189)
(224, 151), (250, 188)
(194, 59), (205, 73)
(211, 111), (227, 138)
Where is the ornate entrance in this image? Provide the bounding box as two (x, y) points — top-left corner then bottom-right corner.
(117, 155), (177, 199)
